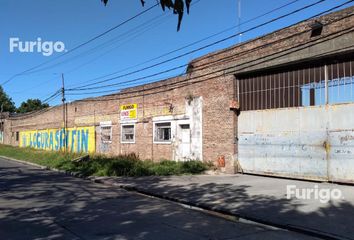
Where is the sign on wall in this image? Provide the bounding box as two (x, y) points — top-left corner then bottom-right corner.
(120, 104), (137, 121)
(19, 126), (95, 153)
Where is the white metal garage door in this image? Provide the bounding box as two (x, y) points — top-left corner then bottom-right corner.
(238, 104), (354, 183)
(237, 55), (354, 183)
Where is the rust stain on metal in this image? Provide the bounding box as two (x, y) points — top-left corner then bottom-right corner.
(323, 141), (331, 155)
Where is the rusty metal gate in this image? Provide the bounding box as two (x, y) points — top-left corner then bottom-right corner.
(237, 55), (354, 183)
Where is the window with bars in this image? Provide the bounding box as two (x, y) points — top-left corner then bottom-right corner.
(101, 125), (112, 143)
(237, 56), (354, 111)
(121, 125), (135, 143)
(154, 122), (171, 143)
(327, 60), (354, 104)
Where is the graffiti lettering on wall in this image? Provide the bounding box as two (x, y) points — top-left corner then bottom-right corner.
(19, 127), (95, 153)
(120, 104), (137, 120)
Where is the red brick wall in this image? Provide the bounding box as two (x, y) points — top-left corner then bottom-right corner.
(4, 7), (354, 173)
(5, 75), (235, 168)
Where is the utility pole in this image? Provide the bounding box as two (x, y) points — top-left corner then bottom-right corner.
(0, 103), (3, 144)
(61, 73), (66, 152)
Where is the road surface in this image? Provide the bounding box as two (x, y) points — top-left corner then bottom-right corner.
(0, 158), (319, 240)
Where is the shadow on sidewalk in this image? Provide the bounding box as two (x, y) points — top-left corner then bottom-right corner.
(1, 165), (310, 240)
(105, 175), (354, 239)
(1, 162), (353, 239)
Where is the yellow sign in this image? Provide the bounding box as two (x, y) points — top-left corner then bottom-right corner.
(120, 104), (137, 120)
(19, 126), (95, 153)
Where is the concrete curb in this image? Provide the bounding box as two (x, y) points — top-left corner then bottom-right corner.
(92, 178), (346, 240)
(1, 156), (347, 240)
(0, 156), (48, 169)
(0, 155), (86, 178)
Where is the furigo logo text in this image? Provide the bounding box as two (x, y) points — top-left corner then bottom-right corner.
(9, 37), (66, 56)
(286, 185), (343, 203)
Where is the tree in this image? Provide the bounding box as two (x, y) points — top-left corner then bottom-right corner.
(17, 99), (49, 114)
(101, 0), (192, 31)
(0, 86), (16, 113)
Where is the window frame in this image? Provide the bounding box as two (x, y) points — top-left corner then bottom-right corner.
(100, 121), (113, 144)
(153, 121), (172, 144)
(121, 124), (136, 144)
(237, 56), (354, 111)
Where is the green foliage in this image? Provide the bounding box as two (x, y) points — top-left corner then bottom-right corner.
(101, 0), (193, 31)
(0, 87), (49, 114)
(0, 144), (209, 177)
(0, 86), (16, 113)
(16, 98), (49, 113)
(181, 160), (208, 174)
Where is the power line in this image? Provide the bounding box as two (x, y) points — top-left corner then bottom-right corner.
(42, 90), (62, 104)
(24, 0), (201, 83)
(10, 2), (354, 118)
(7, 5), (176, 96)
(68, 0), (326, 89)
(68, 0), (330, 91)
(25, 7), (173, 75)
(68, 0), (301, 88)
(2, 3), (159, 86)
(20, 26), (354, 117)
(69, 29), (354, 101)
(66, 71), (180, 96)
(9, 90), (62, 120)
(66, 1), (354, 98)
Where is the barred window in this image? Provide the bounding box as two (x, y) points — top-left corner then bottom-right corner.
(101, 126), (112, 143)
(121, 125), (135, 143)
(154, 122), (171, 143)
(237, 55), (354, 111)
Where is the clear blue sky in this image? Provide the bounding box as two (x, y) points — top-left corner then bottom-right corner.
(1, 0), (353, 107)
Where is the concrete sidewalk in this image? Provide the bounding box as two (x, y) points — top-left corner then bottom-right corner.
(95, 174), (354, 240)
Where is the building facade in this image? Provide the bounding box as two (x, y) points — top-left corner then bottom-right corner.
(3, 7), (354, 182)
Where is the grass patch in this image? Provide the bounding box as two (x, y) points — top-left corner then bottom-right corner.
(0, 144), (209, 177)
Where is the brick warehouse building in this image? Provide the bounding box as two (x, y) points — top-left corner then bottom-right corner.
(2, 6), (354, 182)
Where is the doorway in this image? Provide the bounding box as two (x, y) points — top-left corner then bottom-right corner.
(176, 124), (191, 161)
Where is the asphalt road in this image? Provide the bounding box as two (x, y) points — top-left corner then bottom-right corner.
(0, 158), (319, 240)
